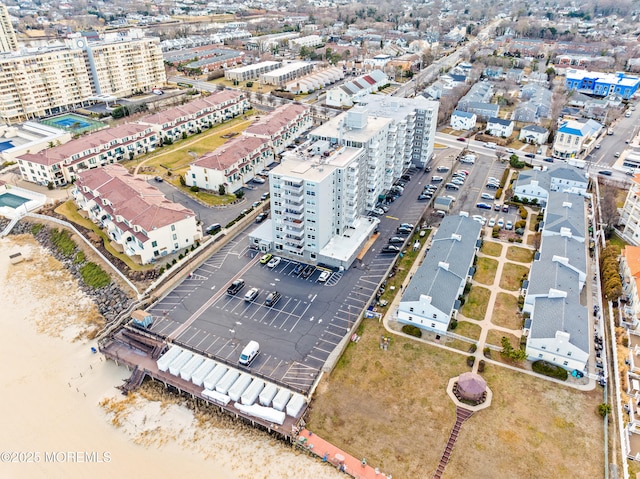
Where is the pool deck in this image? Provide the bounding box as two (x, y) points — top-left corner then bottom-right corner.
(0, 183), (47, 220)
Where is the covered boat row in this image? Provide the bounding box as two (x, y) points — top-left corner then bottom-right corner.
(156, 345), (307, 418)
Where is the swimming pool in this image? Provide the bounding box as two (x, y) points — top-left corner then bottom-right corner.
(40, 114), (104, 134)
(0, 192), (30, 208)
(0, 140), (14, 151)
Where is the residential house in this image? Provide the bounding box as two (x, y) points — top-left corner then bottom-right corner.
(513, 166), (588, 206)
(73, 164), (200, 265)
(465, 102), (500, 121)
(243, 103), (313, 155)
(450, 110), (476, 131)
(486, 117), (514, 138)
(506, 68), (524, 83)
(519, 125), (549, 145)
(16, 123), (157, 187)
(552, 118), (603, 159)
(260, 62), (315, 86)
(225, 61), (282, 82)
(397, 215), (482, 333)
(185, 136), (273, 193)
(325, 70), (388, 107)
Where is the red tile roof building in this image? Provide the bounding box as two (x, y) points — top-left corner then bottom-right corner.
(186, 136), (273, 192)
(243, 103), (312, 154)
(74, 164), (200, 265)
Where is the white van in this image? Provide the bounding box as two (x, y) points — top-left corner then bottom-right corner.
(239, 341), (260, 366)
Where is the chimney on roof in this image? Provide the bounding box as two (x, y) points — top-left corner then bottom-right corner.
(438, 261), (449, 271)
(451, 234), (462, 241)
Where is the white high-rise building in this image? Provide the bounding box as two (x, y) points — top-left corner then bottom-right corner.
(0, 4), (17, 53)
(263, 141), (378, 268)
(311, 107), (392, 210)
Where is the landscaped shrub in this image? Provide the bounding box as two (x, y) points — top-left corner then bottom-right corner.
(515, 220), (526, 229)
(402, 324), (422, 338)
(51, 228), (76, 258)
(79, 262), (111, 289)
(190, 185), (200, 192)
(467, 355), (475, 367)
(469, 344), (477, 353)
(532, 360), (568, 380)
(483, 347), (491, 358)
(519, 206), (528, 219)
(508, 237), (515, 242)
(449, 319), (458, 330)
(478, 360), (485, 372)
(31, 224), (44, 235)
(464, 282), (472, 295)
(496, 188), (503, 198)
(73, 250), (86, 264)
(515, 238), (523, 243)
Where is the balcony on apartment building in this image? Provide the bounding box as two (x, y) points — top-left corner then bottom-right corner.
(283, 208), (304, 222)
(283, 241), (304, 253)
(282, 181), (304, 194)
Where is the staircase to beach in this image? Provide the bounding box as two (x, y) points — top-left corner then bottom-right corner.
(120, 366), (146, 395)
(432, 407), (474, 479)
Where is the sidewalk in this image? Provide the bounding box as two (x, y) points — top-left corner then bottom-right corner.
(297, 429), (392, 479)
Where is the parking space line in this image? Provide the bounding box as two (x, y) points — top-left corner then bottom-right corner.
(323, 330), (344, 339)
(288, 301), (312, 333)
(305, 353), (327, 363)
(178, 327), (201, 344)
(312, 345), (334, 354)
(194, 332), (210, 350)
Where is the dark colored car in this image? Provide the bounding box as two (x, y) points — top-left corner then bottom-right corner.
(206, 223), (221, 235)
(265, 291), (282, 307)
(227, 279), (245, 295)
(397, 226), (413, 234)
(255, 212), (268, 223)
(293, 263), (305, 276)
(524, 153), (536, 159)
(543, 157), (554, 163)
(418, 194), (432, 201)
(598, 170), (613, 176)
(301, 264), (315, 279)
(154, 176), (163, 182)
(401, 174), (412, 181)
(476, 203), (492, 209)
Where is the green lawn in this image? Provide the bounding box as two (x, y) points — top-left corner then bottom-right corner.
(608, 233), (628, 255)
(480, 241), (503, 257)
(499, 263), (529, 291)
(460, 286), (491, 321)
(506, 246), (534, 263)
(454, 320), (482, 341)
(485, 329), (520, 350)
(474, 257), (498, 285)
(491, 293), (522, 330)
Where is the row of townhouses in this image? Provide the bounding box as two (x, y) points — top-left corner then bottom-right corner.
(73, 164), (200, 265)
(16, 90), (250, 187)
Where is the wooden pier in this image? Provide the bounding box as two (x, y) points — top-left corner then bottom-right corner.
(99, 328), (305, 442)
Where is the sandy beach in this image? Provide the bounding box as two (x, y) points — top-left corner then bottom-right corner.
(0, 235), (343, 479)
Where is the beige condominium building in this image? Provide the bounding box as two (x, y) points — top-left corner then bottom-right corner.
(0, 30), (166, 124)
(0, 4), (17, 53)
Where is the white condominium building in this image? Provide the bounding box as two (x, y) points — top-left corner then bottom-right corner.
(0, 4), (17, 53)
(267, 140), (378, 268)
(311, 108), (391, 210)
(620, 174), (640, 246)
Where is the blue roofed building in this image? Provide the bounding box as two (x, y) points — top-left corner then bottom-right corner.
(397, 215), (482, 333)
(565, 68), (640, 100)
(551, 118), (602, 160)
(450, 110), (476, 131)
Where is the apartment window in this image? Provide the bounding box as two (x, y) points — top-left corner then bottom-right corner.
(408, 316), (413, 321)
(171, 225), (176, 231)
(541, 345), (546, 350)
(409, 307), (414, 312)
(567, 351), (572, 356)
(151, 241), (158, 247)
(172, 234), (177, 240)
(431, 323), (435, 328)
(432, 314), (437, 318)
(563, 361), (568, 366)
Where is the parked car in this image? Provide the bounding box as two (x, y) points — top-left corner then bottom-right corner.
(400, 223), (414, 229)
(401, 174), (412, 181)
(497, 218), (505, 228)
(255, 212), (268, 223)
(388, 237), (405, 244)
(484, 142), (496, 149)
(154, 176), (163, 182)
(488, 218), (496, 227)
(261, 193), (270, 200)
(505, 221), (513, 230)
(206, 223), (221, 235)
(318, 270), (331, 282)
(293, 263), (305, 276)
(445, 183), (460, 190)
(458, 170), (470, 175)
(227, 279), (245, 295)
(494, 203), (501, 211)
(543, 157), (554, 163)
(252, 176), (266, 184)
(397, 226), (413, 234)
(472, 215), (486, 225)
(260, 253), (273, 264)
(451, 179), (465, 186)
(381, 245), (401, 254)
(502, 205), (509, 213)
(418, 194), (432, 201)
(267, 256), (281, 268)
(476, 203), (492, 209)
(301, 264), (315, 278)
(598, 170), (613, 176)
(244, 287), (260, 302)
(431, 176), (444, 182)
(486, 183), (499, 189)
(615, 152), (621, 158)
(436, 166), (450, 172)
(372, 207), (385, 215)
(264, 291), (282, 307)
(481, 193), (494, 200)
(524, 153), (536, 159)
